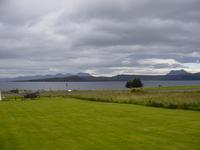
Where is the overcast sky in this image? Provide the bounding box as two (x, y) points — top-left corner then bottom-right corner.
(0, 0), (200, 77)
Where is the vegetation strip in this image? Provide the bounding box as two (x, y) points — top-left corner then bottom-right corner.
(67, 90), (200, 111)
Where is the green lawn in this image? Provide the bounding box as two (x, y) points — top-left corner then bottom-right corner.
(0, 97), (200, 150)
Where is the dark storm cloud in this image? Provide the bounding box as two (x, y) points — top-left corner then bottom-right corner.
(0, 0), (200, 77)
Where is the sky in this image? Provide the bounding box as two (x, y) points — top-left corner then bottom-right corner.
(0, 0), (200, 77)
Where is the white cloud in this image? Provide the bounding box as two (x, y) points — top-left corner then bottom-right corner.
(139, 59), (180, 65)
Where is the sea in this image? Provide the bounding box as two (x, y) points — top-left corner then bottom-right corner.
(0, 80), (200, 91)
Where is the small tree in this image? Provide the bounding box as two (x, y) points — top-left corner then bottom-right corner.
(125, 78), (143, 88)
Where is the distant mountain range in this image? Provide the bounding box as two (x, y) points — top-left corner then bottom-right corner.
(0, 72), (92, 82)
(2, 69), (199, 82)
(167, 70), (191, 76)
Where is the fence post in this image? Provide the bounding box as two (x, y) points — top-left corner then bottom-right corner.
(0, 90), (2, 101)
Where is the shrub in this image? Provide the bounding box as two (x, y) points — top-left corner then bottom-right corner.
(126, 78), (143, 89)
(166, 103), (178, 109)
(131, 88), (144, 93)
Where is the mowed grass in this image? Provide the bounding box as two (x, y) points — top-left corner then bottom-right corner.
(0, 97), (200, 150)
(68, 90), (200, 111)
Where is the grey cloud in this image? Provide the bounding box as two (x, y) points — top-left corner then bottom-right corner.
(0, 0), (200, 77)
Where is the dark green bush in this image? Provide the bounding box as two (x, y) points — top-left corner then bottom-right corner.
(130, 88), (145, 93)
(126, 78), (143, 89)
(166, 103), (178, 109)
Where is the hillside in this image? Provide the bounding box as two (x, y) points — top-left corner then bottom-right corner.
(24, 70), (200, 82)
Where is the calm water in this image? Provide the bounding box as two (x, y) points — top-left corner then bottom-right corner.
(0, 81), (200, 91)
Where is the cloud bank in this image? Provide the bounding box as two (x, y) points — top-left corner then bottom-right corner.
(0, 0), (200, 77)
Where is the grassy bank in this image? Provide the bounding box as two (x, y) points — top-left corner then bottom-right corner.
(2, 85), (200, 111)
(68, 90), (200, 111)
(144, 85), (200, 91)
(0, 97), (200, 150)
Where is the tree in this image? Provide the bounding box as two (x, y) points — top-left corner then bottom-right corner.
(125, 78), (143, 88)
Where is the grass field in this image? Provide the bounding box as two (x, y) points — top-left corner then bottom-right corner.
(144, 85), (200, 91)
(68, 90), (200, 111)
(0, 97), (200, 150)
(3, 86), (200, 111)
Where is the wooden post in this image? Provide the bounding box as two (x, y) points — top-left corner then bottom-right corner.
(0, 90), (2, 101)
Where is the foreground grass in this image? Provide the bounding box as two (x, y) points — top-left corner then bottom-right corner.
(0, 97), (200, 150)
